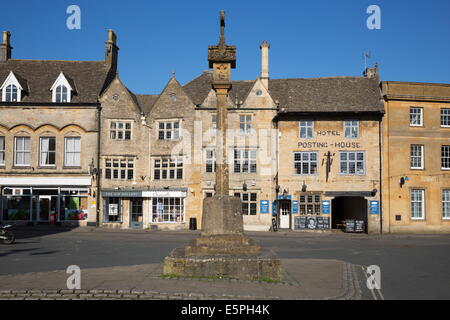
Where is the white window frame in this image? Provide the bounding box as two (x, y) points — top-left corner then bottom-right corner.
(344, 120), (359, 139)
(157, 120), (180, 140)
(151, 197), (185, 223)
(110, 121), (132, 140)
(299, 120), (314, 139)
(441, 109), (450, 128)
(153, 156), (183, 180)
(0, 136), (5, 166)
(104, 158), (134, 180)
(14, 136), (31, 167)
(50, 72), (72, 103)
(442, 145), (450, 170)
(1, 72), (22, 102)
(293, 152), (318, 175)
(411, 189), (425, 220)
(339, 151), (365, 175)
(39, 136), (56, 167)
(205, 148), (216, 173)
(443, 189), (450, 220)
(211, 114), (217, 131)
(64, 137), (81, 167)
(234, 192), (258, 216)
(410, 144), (424, 170)
(409, 107), (423, 127)
(239, 115), (252, 135)
(233, 148), (257, 174)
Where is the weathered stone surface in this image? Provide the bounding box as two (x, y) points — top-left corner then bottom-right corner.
(201, 195), (244, 236)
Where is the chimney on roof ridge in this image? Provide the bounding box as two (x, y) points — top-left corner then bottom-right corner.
(1, 31), (12, 61)
(260, 40), (270, 89)
(364, 63), (379, 80)
(105, 29), (119, 71)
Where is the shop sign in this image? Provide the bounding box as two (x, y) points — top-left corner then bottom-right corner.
(294, 216), (330, 230)
(292, 201), (299, 214)
(142, 191), (186, 198)
(369, 201), (379, 214)
(102, 191), (142, 198)
(109, 204), (119, 216)
(277, 194), (292, 200)
(260, 200), (270, 214)
(322, 200), (331, 214)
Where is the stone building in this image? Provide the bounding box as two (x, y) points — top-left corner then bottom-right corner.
(0, 30), (116, 226)
(382, 81), (450, 233)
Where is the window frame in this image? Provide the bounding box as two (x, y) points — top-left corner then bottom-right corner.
(0, 136), (5, 166)
(440, 109), (450, 128)
(109, 120), (132, 140)
(39, 136), (56, 167)
(157, 120), (180, 141)
(293, 151), (319, 175)
(151, 197), (185, 223)
(153, 156), (184, 180)
(1, 72), (22, 102)
(344, 120), (359, 139)
(299, 194), (321, 215)
(239, 114), (252, 135)
(441, 145), (450, 170)
(55, 85), (69, 103)
(104, 157), (134, 180)
(339, 151), (365, 175)
(409, 107), (423, 127)
(64, 136), (81, 167)
(234, 192), (258, 216)
(14, 136), (31, 167)
(442, 189), (450, 220)
(205, 148), (216, 173)
(410, 144), (424, 170)
(410, 189), (425, 220)
(233, 148), (257, 174)
(299, 120), (314, 139)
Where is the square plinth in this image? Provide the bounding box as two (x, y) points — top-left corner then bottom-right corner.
(163, 247), (282, 282)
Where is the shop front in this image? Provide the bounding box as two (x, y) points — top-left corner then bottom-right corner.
(0, 177), (92, 226)
(101, 188), (187, 230)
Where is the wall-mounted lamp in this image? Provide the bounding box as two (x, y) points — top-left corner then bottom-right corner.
(301, 181), (307, 193)
(275, 185), (280, 194)
(243, 183), (248, 192)
(371, 189), (378, 196)
(399, 176), (408, 188)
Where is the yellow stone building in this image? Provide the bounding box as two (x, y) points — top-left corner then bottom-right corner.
(382, 82), (450, 233)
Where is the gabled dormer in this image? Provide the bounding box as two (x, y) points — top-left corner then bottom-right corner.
(50, 72), (75, 103)
(1, 71), (23, 102)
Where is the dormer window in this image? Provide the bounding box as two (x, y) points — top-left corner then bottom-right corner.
(1, 71), (23, 102)
(50, 72), (74, 103)
(55, 85), (69, 103)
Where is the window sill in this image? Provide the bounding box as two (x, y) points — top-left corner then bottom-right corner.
(12, 166), (31, 169)
(63, 166), (82, 169)
(38, 166), (57, 169)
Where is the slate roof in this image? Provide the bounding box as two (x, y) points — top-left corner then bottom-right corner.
(269, 77), (384, 113)
(0, 59), (113, 103)
(135, 94), (160, 115)
(182, 71), (383, 113)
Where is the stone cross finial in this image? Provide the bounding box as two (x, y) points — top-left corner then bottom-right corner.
(219, 11), (225, 46)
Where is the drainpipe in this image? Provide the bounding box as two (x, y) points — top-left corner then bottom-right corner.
(96, 105), (102, 227)
(379, 114), (383, 234)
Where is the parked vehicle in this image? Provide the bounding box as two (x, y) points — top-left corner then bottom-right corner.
(0, 224), (15, 244)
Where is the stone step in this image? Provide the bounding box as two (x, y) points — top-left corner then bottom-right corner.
(244, 224), (270, 232)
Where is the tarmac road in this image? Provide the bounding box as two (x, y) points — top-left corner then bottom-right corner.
(0, 226), (449, 299)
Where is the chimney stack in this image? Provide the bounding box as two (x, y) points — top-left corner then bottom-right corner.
(1, 31), (12, 61)
(364, 63), (379, 80)
(260, 41), (270, 89)
(105, 29), (119, 71)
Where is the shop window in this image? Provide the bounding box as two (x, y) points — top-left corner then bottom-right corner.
(105, 197), (121, 222)
(234, 192), (257, 215)
(152, 197), (184, 223)
(105, 158), (134, 180)
(2, 188), (31, 220)
(153, 156), (183, 180)
(110, 121), (132, 140)
(59, 190), (88, 221)
(299, 194), (321, 215)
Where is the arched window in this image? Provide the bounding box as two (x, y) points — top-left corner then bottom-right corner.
(5, 84), (18, 102)
(55, 85), (68, 103)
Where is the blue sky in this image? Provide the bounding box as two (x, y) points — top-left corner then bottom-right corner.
(1, 0), (449, 94)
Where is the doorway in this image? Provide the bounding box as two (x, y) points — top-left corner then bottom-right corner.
(130, 198), (143, 229)
(37, 196), (57, 222)
(332, 197), (368, 233)
(279, 200), (291, 229)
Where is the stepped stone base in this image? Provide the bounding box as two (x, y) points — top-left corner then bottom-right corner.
(163, 247), (282, 281)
